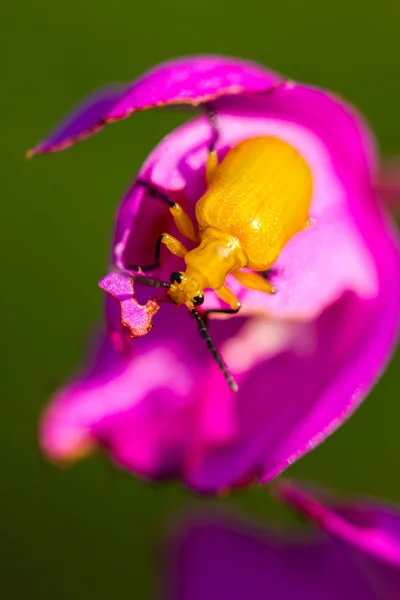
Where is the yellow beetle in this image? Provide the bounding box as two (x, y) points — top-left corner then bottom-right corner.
(129, 115), (313, 390)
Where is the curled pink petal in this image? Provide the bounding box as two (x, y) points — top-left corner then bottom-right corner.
(28, 55), (279, 156)
(99, 272), (160, 338)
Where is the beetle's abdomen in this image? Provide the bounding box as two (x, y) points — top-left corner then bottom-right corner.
(195, 137), (313, 270)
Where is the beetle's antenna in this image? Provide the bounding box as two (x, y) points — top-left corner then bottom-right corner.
(191, 309), (238, 393)
(126, 273), (171, 289)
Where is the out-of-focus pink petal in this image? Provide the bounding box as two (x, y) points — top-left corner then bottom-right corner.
(99, 272), (160, 338)
(40, 320), (198, 469)
(277, 480), (400, 568)
(28, 56), (279, 155)
(166, 513), (381, 600)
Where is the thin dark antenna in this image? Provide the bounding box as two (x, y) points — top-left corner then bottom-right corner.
(191, 309), (238, 393)
(126, 272), (171, 289)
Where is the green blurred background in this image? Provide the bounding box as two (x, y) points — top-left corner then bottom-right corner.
(2, 0), (400, 597)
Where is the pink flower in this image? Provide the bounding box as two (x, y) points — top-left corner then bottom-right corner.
(166, 482), (400, 599)
(31, 56), (400, 492)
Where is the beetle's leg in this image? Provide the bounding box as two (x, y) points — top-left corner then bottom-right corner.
(135, 180), (198, 242)
(170, 203), (198, 242)
(206, 151), (219, 185)
(126, 234), (187, 272)
(160, 233), (188, 258)
(202, 285), (241, 326)
(204, 106), (220, 185)
(202, 305), (241, 327)
(216, 284), (242, 310)
(232, 269), (277, 295)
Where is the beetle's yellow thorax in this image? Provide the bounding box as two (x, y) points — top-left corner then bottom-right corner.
(184, 226), (247, 290)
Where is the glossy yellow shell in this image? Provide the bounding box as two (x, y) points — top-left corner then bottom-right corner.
(195, 136), (313, 270)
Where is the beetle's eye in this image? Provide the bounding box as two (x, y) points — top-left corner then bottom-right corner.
(192, 294), (204, 306)
(170, 272), (183, 284)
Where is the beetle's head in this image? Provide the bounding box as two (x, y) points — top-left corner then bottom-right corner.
(167, 271), (204, 308)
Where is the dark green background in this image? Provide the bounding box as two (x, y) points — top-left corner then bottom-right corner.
(2, 0), (400, 597)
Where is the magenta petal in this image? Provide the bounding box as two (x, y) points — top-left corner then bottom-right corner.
(277, 481), (400, 568)
(28, 55), (279, 155)
(98, 272), (159, 338)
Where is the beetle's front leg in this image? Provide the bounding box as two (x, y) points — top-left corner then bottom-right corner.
(201, 285), (241, 326)
(232, 269), (277, 294)
(160, 234), (188, 259)
(126, 234), (188, 272)
(202, 286), (241, 326)
(135, 180), (198, 242)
